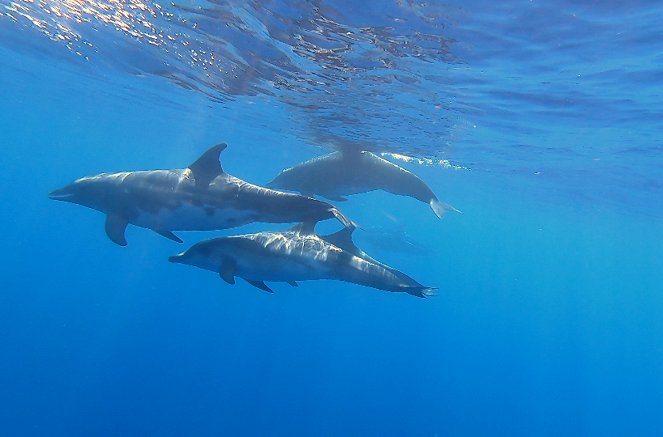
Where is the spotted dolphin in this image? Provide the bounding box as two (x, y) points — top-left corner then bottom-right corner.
(49, 144), (354, 246)
(267, 149), (459, 218)
(168, 223), (436, 298)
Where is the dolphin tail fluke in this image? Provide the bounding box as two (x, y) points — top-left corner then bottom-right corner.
(430, 198), (461, 219)
(331, 208), (358, 229)
(409, 287), (438, 298)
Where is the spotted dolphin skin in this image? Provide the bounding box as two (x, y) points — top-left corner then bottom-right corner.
(168, 223), (436, 298)
(49, 144), (354, 246)
(268, 149), (459, 218)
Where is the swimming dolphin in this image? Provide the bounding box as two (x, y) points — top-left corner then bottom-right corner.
(168, 223), (436, 298)
(49, 144), (354, 246)
(267, 149), (459, 218)
(359, 225), (432, 256)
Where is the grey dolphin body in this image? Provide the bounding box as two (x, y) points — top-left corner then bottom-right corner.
(49, 144), (353, 246)
(168, 224), (436, 298)
(360, 226), (432, 256)
(268, 150), (459, 218)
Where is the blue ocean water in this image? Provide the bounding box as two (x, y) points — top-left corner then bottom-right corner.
(1, 1), (663, 435)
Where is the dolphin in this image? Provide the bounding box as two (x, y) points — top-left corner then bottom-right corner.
(49, 144), (354, 246)
(267, 149), (459, 218)
(359, 225), (432, 256)
(168, 223), (436, 298)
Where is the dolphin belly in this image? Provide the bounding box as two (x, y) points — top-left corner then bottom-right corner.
(131, 203), (255, 231)
(233, 253), (331, 282)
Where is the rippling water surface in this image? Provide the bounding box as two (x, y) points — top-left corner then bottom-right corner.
(4, 0), (662, 214)
(1, 1), (662, 435)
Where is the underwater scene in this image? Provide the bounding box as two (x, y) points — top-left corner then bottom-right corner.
(1, 0), (663, 435)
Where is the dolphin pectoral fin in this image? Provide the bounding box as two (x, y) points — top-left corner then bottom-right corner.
(154, 229), (183, 243)
(287, 281), (298, 287)
(245, 279), (274, 293)
(188, 143), (227, 188)
(430, 198), (461, 219)
(105, 214), (128, 246)
(219, 260), (236, 284)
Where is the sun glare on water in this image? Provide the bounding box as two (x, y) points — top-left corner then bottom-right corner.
(1, 0), (167, 55)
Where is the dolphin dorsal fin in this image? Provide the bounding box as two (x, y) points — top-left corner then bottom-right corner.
(289, 221), (317, 235)
(338, 147), (363, 157)
(188, 143), (227, 188)
(321, 227), (360, 255)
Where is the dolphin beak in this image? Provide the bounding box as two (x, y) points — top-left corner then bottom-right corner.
(48, 186), (74, 201)
(168, 254), (184, 263)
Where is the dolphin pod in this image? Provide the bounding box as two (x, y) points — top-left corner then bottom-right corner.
(267, 149), (460, 218)
(169, 223), (436, 298)
(49, 144), (353, 246)
(51, 143), (455, 297)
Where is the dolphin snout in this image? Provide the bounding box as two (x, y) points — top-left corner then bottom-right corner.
(48, 186), (74, 201)
(168, 254), (185, 263)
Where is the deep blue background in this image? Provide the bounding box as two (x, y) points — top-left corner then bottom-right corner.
(2, 1), (663, 435)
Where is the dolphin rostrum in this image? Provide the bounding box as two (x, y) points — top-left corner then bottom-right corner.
(168, 223), (436, 298)
(267, 149), (459, 218)
(49, 144), (354, 246)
